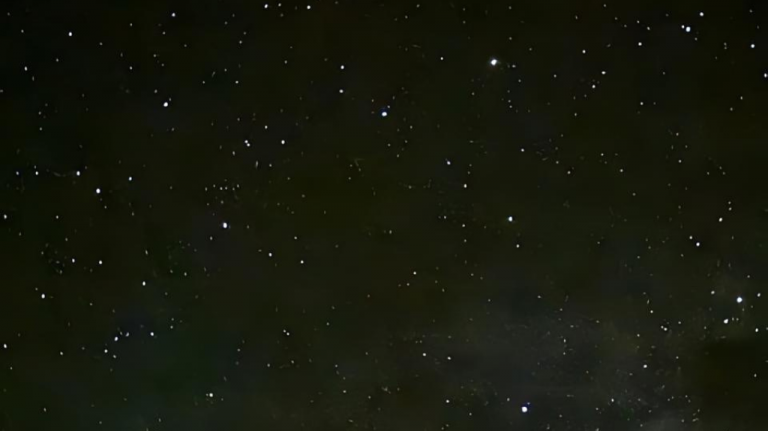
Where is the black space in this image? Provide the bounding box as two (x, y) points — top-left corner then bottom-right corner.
(2, 0), (768, 430)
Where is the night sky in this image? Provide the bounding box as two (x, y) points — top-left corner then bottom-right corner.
(2, 0), (768, 430)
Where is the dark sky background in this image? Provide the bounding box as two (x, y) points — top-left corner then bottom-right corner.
(2, 0), (768, 430)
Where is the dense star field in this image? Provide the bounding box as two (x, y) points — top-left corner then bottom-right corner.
(2, 0), (768, 430)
